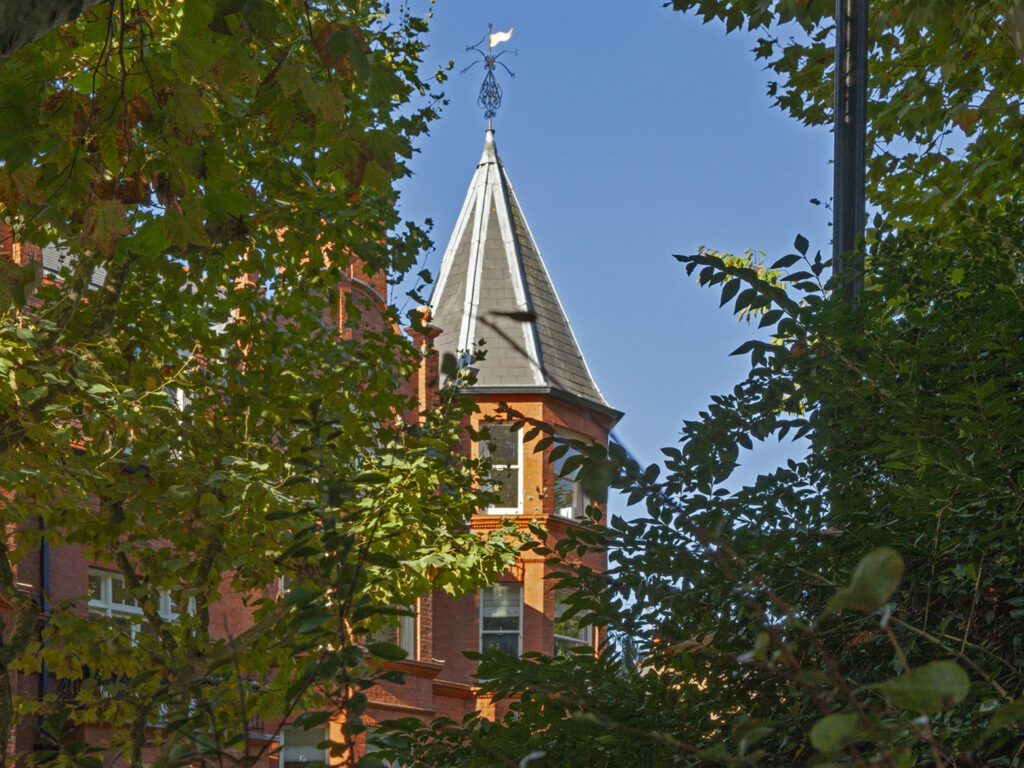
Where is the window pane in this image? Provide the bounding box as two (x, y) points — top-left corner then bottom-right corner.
(481, 633), (519, 656)
(554, 590), (590, 643)
(370, 623), (399, 646)
(88, 573), (103, 601)
(481, 425), (519, 510)
(482, 584), (520, 616)
(489, 467), (519, 507)
(284, 725), (326, 748)
(481, 584), (521, 656)
(282, 725), (326, 768)
(551, 442), (586, 519)
(482, 615), (519, 632)
(552, 474), (576, 518)
(110, 576), (137, 607)
(482, 425), (517, 466)
(551, 445), (578, 479)
(554, 636), (577, 655)
(399, 612), (417, 658)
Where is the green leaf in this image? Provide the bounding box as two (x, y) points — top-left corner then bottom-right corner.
(770, 253), (800, 270)
(297, 612), (331, 634)
(730, 340), (758, 357)
(720, 278), (741, 306)
(284, 586), (318, 608)
(809, 713), (861, 751)
(367, 642), (407, 661)
(827, 547), (904, 612)
(364, 552), (400, 569)
(794, 234), (809, 255)
(242, 0), (278, 35)
(578, 458), (614, 504)
(548, 444), (569, 463)
(292, 710), (331, 729)
(440, 352), (458, 378)
(870, 661), (969, 713)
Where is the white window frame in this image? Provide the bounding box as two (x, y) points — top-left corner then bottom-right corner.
(88, 569), (187, 727)
(479, 583), (523, 656)
(553, 588), (593, 655)
(88, 568), (179, 624)
(163, 385), (190, 412)
(551, 435), (590, 521)
(479, 423), (523, 515)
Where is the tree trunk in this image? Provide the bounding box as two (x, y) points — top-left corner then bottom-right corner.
(0, 0), (107, 62)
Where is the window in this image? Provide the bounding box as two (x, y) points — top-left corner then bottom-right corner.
(480, 583), (522, 656)
(553, 589), (593, 655)
(164, 385), (190, 412)
(368, 605), (417, 660)
(551, 440), (589, 520)
(88, 569), (179, 625)
(280, 725), (327, 768)
(479, 424), (520, 513)
(88, 569), (182, 724)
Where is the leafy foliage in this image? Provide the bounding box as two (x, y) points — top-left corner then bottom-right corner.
(0, 2), (518, 766)
(391, 205), (1024, 768)
(669, 0), (1024, 226)
(383, 3), (1024, 764)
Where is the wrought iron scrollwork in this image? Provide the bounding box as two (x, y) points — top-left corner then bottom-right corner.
(478, 66), (503, 121)
(462, 25), (516, 126)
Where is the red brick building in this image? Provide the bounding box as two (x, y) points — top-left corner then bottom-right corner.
(1, 128), (620, 765)
(356, 130), (620, 745)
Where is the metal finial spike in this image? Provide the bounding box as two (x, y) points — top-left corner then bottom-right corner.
(464, 24), (515, 127)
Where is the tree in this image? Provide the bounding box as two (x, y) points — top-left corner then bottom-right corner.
(666, 0), (1024, 226)
(390, 209), (1024, 768)
(0, 0), (108, 61)
(0, 2), (517, 766)
(384, 4), (1024, 767)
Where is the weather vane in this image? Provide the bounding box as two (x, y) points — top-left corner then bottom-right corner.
(462, 25), (516, 129)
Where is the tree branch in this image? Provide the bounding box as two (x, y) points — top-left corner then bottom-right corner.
(0, 0), (108, 62)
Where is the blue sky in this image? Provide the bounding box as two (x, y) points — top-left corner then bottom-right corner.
(395, 0), (833, 498)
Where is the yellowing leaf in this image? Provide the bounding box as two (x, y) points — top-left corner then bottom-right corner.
(0, 165), (43, 212)
(80, 199), (131, 258)
(951, 109), (979, 135)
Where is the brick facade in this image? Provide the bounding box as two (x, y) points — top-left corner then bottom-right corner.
(1, 129), (620, 763)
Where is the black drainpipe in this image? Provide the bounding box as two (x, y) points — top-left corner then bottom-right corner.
(38, 519), (50, 718)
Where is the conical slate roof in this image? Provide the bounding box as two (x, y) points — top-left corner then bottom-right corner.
(429, 130), (611, 412)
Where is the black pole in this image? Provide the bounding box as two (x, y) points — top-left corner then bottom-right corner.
(833, 0), (868, 300)
(36, 520), (51, 750)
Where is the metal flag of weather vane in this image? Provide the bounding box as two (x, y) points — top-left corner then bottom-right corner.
(462, 25), (516, 129)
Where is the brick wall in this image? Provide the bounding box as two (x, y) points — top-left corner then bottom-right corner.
(1, 227), (617, 757)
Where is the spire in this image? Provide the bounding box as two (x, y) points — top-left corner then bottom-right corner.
(429, 131), (612, 413)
